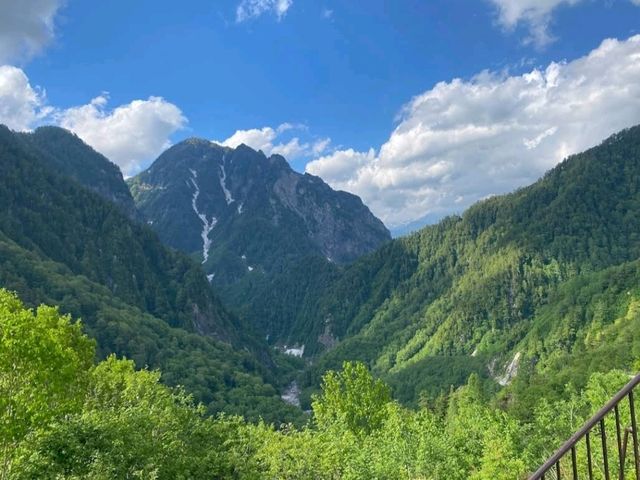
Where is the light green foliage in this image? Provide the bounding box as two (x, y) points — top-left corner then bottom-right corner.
(0, 289), (255, 479)
(0, 290), (94, 477)
(2, 300), (638, 479)
(248, 366), (531, 479)
(13, 358), (247, 479)
(248, 366), (637, 479)
(312, 361), (392, 435)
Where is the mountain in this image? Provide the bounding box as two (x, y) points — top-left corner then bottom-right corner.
(129, 140), (389, 272)
(288, 125), (640, 410)
(0, 124), (301, 422)
(17, 126), (138, 218)
(128, 139), (390, 343)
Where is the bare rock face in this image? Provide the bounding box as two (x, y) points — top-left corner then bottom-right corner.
(272, 165), (389, 264)
(129, 140), (391, 282)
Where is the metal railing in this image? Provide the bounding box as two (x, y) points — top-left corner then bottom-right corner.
(530, 373), (640, 479)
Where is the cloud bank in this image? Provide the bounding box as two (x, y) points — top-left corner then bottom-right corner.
(307, 35), (640, 229)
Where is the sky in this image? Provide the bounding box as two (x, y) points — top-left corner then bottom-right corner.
(0, 0), (639, 233)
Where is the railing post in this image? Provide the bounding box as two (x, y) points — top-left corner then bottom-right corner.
(628, 391), (640, 479)
(602, 418), (611, 480)
(615, 405), (624, 480)
(586, 431), (594, 480)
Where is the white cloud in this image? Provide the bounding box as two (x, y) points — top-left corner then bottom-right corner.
(306, 35), (640, 229)
(0, 68), (186, 175)
(57, 94), (187, 176)
(270, 137), (308, 159)
(217, 123), (329, 160)
(0, 0), (66, 63)
(219, 125), (281, 151)
(0, 65), (51, 130)
(312, 137), (331, 155)
(488, 0), (640, 47)
(309, 148), (375, 183)
(489, 0), (582, 47)
(236, 0), (292, 22)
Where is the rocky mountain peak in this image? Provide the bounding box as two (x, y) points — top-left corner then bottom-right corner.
(128, 139), (390, 281)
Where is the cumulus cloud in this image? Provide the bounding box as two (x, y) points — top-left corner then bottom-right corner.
(236, 0), (292, 22)
(306, 35), (640, 229)
(57, 94), (187, 176)
(309, 148), (376, 184)
(0, 67), (186, 175)
(219, 124), (288, 151)
(217, 123), (330, 160)
(0, 65), (51, 130)
(0, 0), (66, 63)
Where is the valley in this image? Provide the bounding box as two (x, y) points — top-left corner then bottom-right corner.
(2, 123), (640, 478)
(2, 2), (640, 477)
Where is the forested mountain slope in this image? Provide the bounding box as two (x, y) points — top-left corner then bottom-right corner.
(128, 139), (390, 343)
(294, 126), (640, 409)
(0, 124), (300, 422)
(17, 126), (138, 218)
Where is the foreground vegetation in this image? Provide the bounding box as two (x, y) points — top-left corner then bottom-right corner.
(2, 289), (636, 479)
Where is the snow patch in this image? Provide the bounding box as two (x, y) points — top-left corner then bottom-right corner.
(237, 202), (244, 214)
(248, 266), (254, 272)
(207, 273), (215, 282)
(189, 168), (217, 264)
(219, 155), (234, 205)
(241, 254), (247, 260)
(284, 345), (305, 357)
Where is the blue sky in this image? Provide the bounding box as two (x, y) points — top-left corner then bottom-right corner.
(1, 0), (639, 231)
